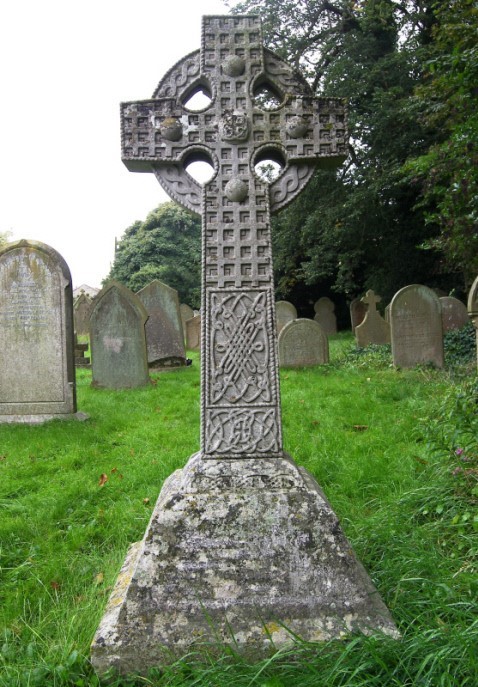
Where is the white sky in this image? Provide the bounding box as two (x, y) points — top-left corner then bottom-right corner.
(0, 0), (231, 289)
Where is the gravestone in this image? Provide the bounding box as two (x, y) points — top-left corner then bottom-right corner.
(89, 281), (149, 389)
(275, 300), (297, 333)
(179, 303), (194, 340)
(314, 296), (337, 334)
(91, 15), (397, 674)
(355, 290), (390, 347)
(350, 297), (366, 332)
(75, 335), (90, 368)
(0, 240), (79, 423)
(279, 318), (328, 367)
(390, 284), (444, 368)
(185, 313), (201, 351)
(467, 276), (478, 368)
(137, 280), (187, 367)
(439, 296), (469, 332)
(74, 290), (92, 336)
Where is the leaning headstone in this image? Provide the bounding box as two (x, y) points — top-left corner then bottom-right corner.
(440, 296), (469, 332)
(314, 296), (337, 334)
(350, 297), (366, 332)
(390, 284), (444, 368)
(467, 276), (478, 368)
(180, 303), (194, 340)
(74, 290), (92, 336)
(279, 318), (329, 367)
(137, 280), (187, 367)
(185, 314), (201, 351)
(91, 15), (398, 675)
(0, 239), (79, 423)
(355, 290), (390, 347)
(89, 281), (149, 389)
(275, 300), (297, 333)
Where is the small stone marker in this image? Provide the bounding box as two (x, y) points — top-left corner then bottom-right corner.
(74, 290), (93, 336)
(350, 297), (366, 332)
(467, 276), (478, 369)
(275, 300), (297, 333)
(91, 15), (397, 675)
(185, 314), (201, 351)
(314, 296), (337, 334)
(355, 290), (390, 347)
(439, 296), (469, 332)
(279, 318), (329, 367)
(0, 240), (79, 423)
(137, 279), (187, 367)
(89, 281), (149, 389)
(74, 335), (90, 368)
(179, 303), (194, 340)
(390, 284), (444, 368)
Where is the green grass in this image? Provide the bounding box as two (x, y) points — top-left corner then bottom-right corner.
(1, 336), (477, 686)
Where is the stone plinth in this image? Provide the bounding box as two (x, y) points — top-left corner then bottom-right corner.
(91, 453), (398, 674)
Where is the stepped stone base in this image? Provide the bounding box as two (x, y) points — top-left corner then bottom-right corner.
(91, 453), (399, 675)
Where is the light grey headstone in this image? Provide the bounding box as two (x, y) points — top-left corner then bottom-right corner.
(185, 314), (201, 351)
(275, 300), (297, 333)
(91, 15), (397, 674)
(179, 303), (194, 340)
(0, 239), (78, 423)
(137, 280), (187, 367)
(439, 296), (469, 332)
(74, 290), (92, 336)
(355, 290), (390, 347)
(350, 297), (366, 332)
(467, 276), (478, 368)
(314, 297), (337, 334)
(279, 318), (328, 367)
(390, 284), (444, 368)
(89, 281), (149, 389)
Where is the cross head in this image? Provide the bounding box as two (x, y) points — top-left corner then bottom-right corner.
(120, 15), (347, 459)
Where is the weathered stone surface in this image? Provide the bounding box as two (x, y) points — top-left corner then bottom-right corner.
(74, 290), (92, 336)
(279, 318), (328, 367)
(314, 297), (337, 334)
(275, 301), (297, 334)
(390, 284), (444, 368)
(467, 276), (478, 368)
(350, 297), (366, 332)
(186, 314), (201, 351)
(355, 290), (390, 347)
(439, 296), (469, 332)
(91, 454), (398, 674)
(137, 280), (187, 367)
(91, 14), (397, 673)
(89, 281), (150, 389)
(0, 239), (79, 423)
(180, 303), (194, 340)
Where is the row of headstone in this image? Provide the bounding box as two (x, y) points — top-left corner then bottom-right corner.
(276, 297), (338, 336)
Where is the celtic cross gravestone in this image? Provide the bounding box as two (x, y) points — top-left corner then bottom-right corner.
(91, 15), (397, 674)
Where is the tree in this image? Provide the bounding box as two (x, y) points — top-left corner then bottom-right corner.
(107, 202), (201, 307)
(228, 0), (455, 307)
(0, 231), (11, 248)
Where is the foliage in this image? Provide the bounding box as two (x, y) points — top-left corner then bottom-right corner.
(0, 231), (12, 248)
(403, 0), (478, 288)
(444, 321), (476, 371)
(107, 202), (201, 307)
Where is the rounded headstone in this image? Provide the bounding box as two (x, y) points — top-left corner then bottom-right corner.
(439, 296), (469, 332)
(275, 300), (297, 334)
(279, 318), (329, 367)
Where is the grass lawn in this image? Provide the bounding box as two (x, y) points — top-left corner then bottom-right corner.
(0, 333), (477, 686)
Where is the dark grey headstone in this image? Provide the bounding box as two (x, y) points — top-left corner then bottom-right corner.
(279, 318), (329, 367)
(390, 284), (443, 368)
(0, 239), (77, 423)
(185, 314), (201, 351)
(74, 291), (92, 336)
(439, 296), (469, 332)
(137, 280), (186, 367)
(314, 297), (337, 334)
(275, 300), (297, 334)
(89, 281), (149, 388)
(180, 303), (194, 341)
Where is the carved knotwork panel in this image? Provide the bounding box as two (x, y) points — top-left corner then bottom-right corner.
(204, 407), (281, 457)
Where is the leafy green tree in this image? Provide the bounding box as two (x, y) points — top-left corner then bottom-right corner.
(403, 0), (478, 289)
(107, 202), (201, 307)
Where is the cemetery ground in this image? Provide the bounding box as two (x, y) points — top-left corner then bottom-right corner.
(1, 332), (477, 687)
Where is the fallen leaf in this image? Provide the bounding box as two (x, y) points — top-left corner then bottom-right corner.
(118, 474), (124, 480)
(312, 420), (320, 426)
(98, 473), (108, 487)
(352, 425), (368, 432)
(111, 467), (118, 473)
(150, 378), (158, 386)
(143, 498), (150, 505)
(130, 449), (135, 456)
(50, 581), (61, 590)
(413, 456), (428, 465)
(0, 455), (6, 461)
(95, 572), (104, 585)
(155, 407), (161, 413)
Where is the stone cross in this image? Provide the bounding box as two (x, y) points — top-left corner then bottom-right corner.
(361, 289), (381, 312)
(121, 15), (347, 459)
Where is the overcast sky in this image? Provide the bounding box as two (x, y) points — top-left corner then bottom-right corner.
(0, 0), (231, 289)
